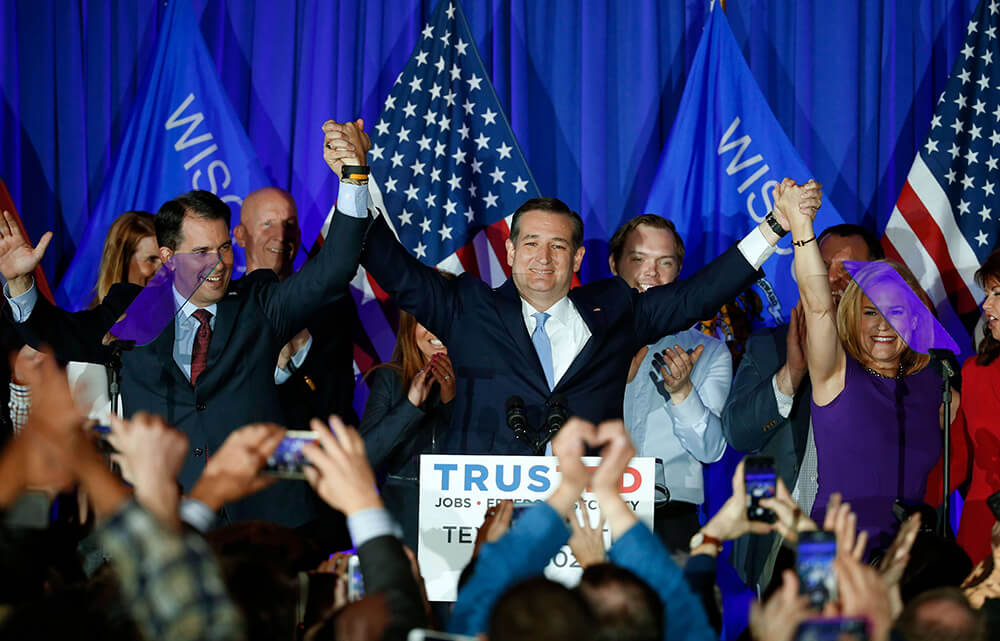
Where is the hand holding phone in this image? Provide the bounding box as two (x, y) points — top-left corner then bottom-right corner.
(263, 430), (319, 479)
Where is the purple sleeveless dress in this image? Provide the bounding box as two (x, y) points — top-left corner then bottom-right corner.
(810, 355), (942, 553)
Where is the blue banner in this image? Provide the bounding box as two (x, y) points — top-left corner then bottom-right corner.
(644, 7), (846, 325)
(55, 0), (267, 310)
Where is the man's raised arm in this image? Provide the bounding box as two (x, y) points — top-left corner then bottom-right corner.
(323, 119), (461, 345)
(634, 179), (822, 345)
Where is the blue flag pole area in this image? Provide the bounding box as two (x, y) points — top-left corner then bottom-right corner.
(644, 7), (846, 327)
(56, 0), (268, 310)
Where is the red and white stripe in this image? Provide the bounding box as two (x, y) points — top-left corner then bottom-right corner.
(882, 153), (983, 354)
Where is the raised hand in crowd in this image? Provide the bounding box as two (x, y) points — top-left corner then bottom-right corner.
(473, 499), (513, 558)
(322, 118), (371, 176)
(835, 554), (894, 641)
(749, 570), (811, 641)
(587, 419), (639, 537)
(823, 492), (869, 563)
(776, 301), (809, 396)
(0, 209), (52, 296)
(189, 422), (284, 512)
(880, 513), (921, 617)
(108, 411), (189, 529)
(654, 343), (704, 404)
(568, 498), (607, 568)
(302, 415), (382, 516)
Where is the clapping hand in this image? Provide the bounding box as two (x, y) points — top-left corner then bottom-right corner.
(0, 210), (52, 296)
(652, 344), (704, 404)
(568, 499), (607, 568)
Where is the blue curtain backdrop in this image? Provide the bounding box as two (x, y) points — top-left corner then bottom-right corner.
(0, 0), (982, 287)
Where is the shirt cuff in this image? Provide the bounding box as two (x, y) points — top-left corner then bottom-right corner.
(347, 507), (403, 548)
(4, 279), (38, 322)
(337, 182), (370, 219)
(666, 385), (708, 426)
(179, 497), (218, 533)
(274, 334), (314, 385)
(736, 226), (777, 271)
(771, 374), (794, 418)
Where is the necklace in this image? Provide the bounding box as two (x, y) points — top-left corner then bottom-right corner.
(863, 362), (904, 379)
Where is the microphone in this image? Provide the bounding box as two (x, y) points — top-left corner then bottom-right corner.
(540, 394), (569, 446)
(505, 396), (531, 445)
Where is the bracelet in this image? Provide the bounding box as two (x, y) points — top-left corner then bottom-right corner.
(764, 211), (789, 238)
(341, 165), (371, 181)
(792, 236), (816, 247)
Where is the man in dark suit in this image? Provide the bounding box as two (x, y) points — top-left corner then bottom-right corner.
(323, 121), (818, 455)
(0, 185), (367, 526)
(234, 186), (360, 427)
(721, 223), (882, 591)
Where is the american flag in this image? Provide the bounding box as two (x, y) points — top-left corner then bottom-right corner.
(322, 0), (540, 377)
(882, 0), (999, 356)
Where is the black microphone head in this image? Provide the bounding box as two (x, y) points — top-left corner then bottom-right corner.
(506, 395), (525, 411)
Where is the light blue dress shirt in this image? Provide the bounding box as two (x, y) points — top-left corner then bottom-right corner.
(624, 328), (732, 505)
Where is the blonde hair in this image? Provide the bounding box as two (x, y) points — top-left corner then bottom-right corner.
(835, 259), (931, 376)
(94, 211), (157, 305)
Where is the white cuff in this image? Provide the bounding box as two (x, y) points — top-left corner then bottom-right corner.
(179, 497), (218, 533)
(337, 182), (370, 219)
(771, 373), (794, 418)
(274, 334), (314, 385)
(736, 226), (777, 271)
(347, 506), (403, 548)
(4, 279), (38, 323)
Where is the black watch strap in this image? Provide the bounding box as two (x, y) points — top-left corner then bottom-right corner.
(764, 211), (788, 238)
(341, 165), (371, 181)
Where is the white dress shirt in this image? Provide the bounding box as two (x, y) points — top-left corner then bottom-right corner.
(520, 295), (591, 387)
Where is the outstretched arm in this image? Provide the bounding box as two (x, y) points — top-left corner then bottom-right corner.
(786, 180), (844, 405)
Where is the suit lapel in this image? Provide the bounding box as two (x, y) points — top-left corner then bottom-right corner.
(556, 289), (606, 391)
(205, 291), (239, 372)
(150, 316), (189, 386)
(495, 280), (550, 391)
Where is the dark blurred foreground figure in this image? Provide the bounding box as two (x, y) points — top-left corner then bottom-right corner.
(0, 347), (428, 641)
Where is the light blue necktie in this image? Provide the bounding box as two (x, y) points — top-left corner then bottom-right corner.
(531, 311), (555, 390)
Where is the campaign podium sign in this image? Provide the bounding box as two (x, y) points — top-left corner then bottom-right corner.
(417, 455), (656, 601)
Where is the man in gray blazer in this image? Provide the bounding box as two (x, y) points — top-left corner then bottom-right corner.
(721, 224), (882, 591)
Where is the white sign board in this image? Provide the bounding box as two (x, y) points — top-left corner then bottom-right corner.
(417, 455), (656, 601)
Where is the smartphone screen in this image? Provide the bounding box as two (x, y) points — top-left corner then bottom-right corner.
(745, 455), (777, 522)
(797, 532), (838, 609)
(794, 618), (868, 641)
(263, 430), (318, 479)
(347, 554), (365, 602)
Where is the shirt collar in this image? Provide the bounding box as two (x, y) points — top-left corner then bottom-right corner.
(172, 286), (217, 321)
(520, 294), (574, 328)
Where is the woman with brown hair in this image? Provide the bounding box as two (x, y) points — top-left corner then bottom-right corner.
(787, 179), (950, 554)
(93, 210), (161, 306)
(932, 249), (1000, 563)
(360, 304), (456, 551)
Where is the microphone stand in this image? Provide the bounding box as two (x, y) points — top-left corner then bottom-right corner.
(930, 349), (956, 538)
(106, 339), (135, 417)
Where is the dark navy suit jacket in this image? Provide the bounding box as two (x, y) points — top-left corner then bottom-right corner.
(361, 214), (762, 455)
(11, 212), (368, 526)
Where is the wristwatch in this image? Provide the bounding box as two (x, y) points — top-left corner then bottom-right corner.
(689, 530), (723, 554)
(764, 210), (789, 238)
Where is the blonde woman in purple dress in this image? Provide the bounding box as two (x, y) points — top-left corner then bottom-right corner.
(785, 178), (950, 553)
